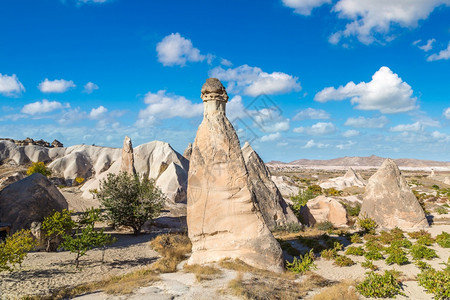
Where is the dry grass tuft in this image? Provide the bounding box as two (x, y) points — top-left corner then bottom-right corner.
(218, 258), (295, 279)
(24, 267), (159, 299)
(227, 270), (333, 300)
(312, 281), (358, 300)
(149, 233), (192, 273)
(183, 264), (222, 281)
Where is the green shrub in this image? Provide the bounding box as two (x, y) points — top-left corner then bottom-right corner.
(431, 184), (440, 190)
(285, 249), (316, 274)
(290, 189), (315, 212)
(357, 214), (377, 234)
(41, 209), (75, 252)
(417, 268), (450, 300)
(316, 221), (335, 231)
(273, 223), (304, 233)
(408, 229), (431, 240)
(436, 232), (450, 248)
(333, 255), (355, 267)
(345, 246), (365, 256)
(320, 249), (336, 260)
(26, 161), (51, 177)
(417, 235), (435, 246)
(391, 238), (412, 249)
(324, 188), (342, 197)
(0, 230), (37, 271)
(364, 249), (384, 261)
(379, 229), (406, 245)
(350, 233), (362, 243)
(341, 202), (361, 216)
(410, 244), (438, 260)
(361, 259), (378, 271)
(415, 260), (432, 271)
(60, 208), (116, 268)
(385, 247), (409, 266)
(356, 271), (405, 298)
(97, 172), (166, 234)
(307, 184), (322, 195)
(435, 206), (448, 215)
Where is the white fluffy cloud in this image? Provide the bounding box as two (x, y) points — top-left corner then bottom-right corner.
(336, 140), (355, 149)
(344, 116), (389, 128)
(21, 99), (65, 115)
(444, 107), (450, 119)
(210, 64), (301, 96)
(390, 122), (424, 132)
(303, 139), (329, 149)
(38, 79), (76, 93)
(89, 106), (108, 119)
(156, 33), (211, 67)
(136, 90), (203, 127)
(330, 0), (450, 45)
(83, 82), (99, 94)
(294, 122), (336, 135)
(293, 108), (330, 121)
(249, 107), (290, 132)
(427, 42), (450, 61)
(0, 73), (25, 96)
(281, 0), (331, 15)
(260, 132), (282, 142)
(226, 95), (247, 120)
(342, 129), (360, 137)
(315, 67), (417, 114)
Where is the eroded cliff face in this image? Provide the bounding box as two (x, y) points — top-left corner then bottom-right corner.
(187, 78), (283, 273)
(360, 159), (428, 229)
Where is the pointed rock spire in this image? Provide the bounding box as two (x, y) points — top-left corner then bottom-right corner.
(120, 136), (135, 175)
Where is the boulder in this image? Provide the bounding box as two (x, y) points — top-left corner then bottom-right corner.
(120, 136), (136, 175)
(187, 78), (283, 273)
(301, 195), (348, 227)
(242, 142), (299, 229)
(0, 173), (68, 233)
(360, 159), (428, 229)
(271, 175), (299, 203)
(319, 168), (366, 190)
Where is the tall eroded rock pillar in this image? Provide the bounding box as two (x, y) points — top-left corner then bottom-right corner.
(121, 136), (136, 175)
(187, 78), (283, 273)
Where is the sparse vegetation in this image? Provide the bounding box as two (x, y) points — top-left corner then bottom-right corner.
(341, 202), (361, 217)
(356, 271), (405, 298)
(410, 244), (438, 260)
(286, 249), (316, 274)
(357, 214), (377, 234)
(273, 223), (303, 233)
(333, 255), (355, 267)
(97, 172), (166, 234)
(312, 281), (358, 300)
(345, 246), (365, 256)
(316, 221), (335, 231)
(350, 233), (362, 243)
(0, 230), (37, 271)
(436, 232), (450, 248)
(75, 177), (85, 185)
(26, 161), (51, 177)
(183, 264), (222, 281)
(435, 206), (448, 215)
(150, 234), (192, 273)
(417, 267), (450, 300)
(361, 259), (378, 271)
(385, 246), (409, 266)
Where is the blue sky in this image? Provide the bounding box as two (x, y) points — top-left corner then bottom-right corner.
(0, 0), (449, 162)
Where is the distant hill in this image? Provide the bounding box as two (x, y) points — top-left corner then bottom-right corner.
(267, 155), (450, 168)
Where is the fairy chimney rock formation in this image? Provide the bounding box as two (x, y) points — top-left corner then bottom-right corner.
(360, 159), (428, 229)
(187, 78), (283, 273)
(183, 143), (192, 160)
(121, 136), (135, 175)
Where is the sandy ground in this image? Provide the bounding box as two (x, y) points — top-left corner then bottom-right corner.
(0, 232), (160, 299)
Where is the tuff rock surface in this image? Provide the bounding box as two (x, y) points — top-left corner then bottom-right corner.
(120, 136), (136, 175)
(0, 173), (68, 233)
(242, 142), (298, 229)
(187, 78), (283, 272)
(301, 195), (348, 227)
(360, 159), (428, 229)
(319, 168), (366, 190)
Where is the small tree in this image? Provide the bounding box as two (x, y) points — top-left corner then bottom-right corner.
(97, 172), (165, 234)
(60, 208), (115, 268)
(27, 161), (51, 177)
(42, 209), (76, 252)
(0, 230), (37, 271)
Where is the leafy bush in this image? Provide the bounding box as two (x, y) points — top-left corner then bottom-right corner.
(97, 172), (166, 234)
(42, 209), (75, 252)
(307, 184), (322, 195)
(0, 230), (37, 271)
(75, 177), (85, 185)
(290, 189), (315, 213)
(410, 244), (438, 260)
(286, 249), (316, 274)
(417, 268), (450, 300)
(432, 184), (440, 190)
(361, 259), (378, 271)
(390, 238), (412, 249)
(356, 271), (405, 298)
(316, 221), (335, 231)
(60, 208), (116, 268)
(415, 260), (432, 271)
(341, 202), (361, 217)
(320, 249), (336, 260)
(357, 214), (377, 234)
(26, 161), (51, 177)
(324, 188), (342, 197)
(345, 246), (365, 256)
(333, 255), (355, 267)
(350, 233), (362, 244)
(273, 223), (304, 233)
(385, 247), (409, 266)
(364, 247), (384, 261)
(435, 206), (448, 215)
(436, 232), (450, 248)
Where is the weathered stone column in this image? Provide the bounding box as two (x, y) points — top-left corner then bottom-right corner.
(187, 78), (283, 273)
(120, 136), (136, 175)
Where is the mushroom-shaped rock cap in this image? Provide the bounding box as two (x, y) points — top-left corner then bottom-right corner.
(201, 78), (228, 102)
